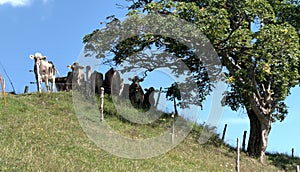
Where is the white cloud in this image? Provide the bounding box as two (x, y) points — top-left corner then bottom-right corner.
(0, 0), (31, 7)
(0, 0), (51, 7)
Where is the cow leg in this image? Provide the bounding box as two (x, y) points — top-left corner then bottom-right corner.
(37, 81), (40, 93)
(37, 75), (42, 93)
(35, 64), (42, 93)
(45, 77), (50, 92)
(52, 78), (55, 92)
(37, 79), (42, 93)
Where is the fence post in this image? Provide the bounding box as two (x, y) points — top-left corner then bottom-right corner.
(24, 86), (29, 94)
(171, 112), (175, 144)
(0, 75), (6, 106)
(242, 131), (247, 152)
(236, 138), (240, 172)
(155, 87), (162, 109)
(99, 87), (104, 122)
(221, 124), (227, 142)
(296, 165), (299, 172)
(292, 148), (294, 158)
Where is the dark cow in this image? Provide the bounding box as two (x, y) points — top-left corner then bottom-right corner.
(143, 87), (155, 109)
(91, 71), (104, 94)
(120, 83), (130, 99)
(85, 66), (104, 95)
(129, 76), (144, 108)
(55, 76), (68, 92)
(104, 68), (123, 95)
(55, 71), (74, 92)
(29, 52), (56, 93)
(65, 71), (73, 91)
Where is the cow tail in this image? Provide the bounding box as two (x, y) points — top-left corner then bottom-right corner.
(54, 66), (60, 77)
(48, 61), (60, 76)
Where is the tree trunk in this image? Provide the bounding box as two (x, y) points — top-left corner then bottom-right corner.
(246, 108), (271, 164)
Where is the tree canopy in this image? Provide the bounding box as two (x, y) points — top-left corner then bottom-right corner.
(83, 0), (300, 163)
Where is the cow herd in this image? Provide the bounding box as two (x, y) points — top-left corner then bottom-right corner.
(29, 52), (157, 109)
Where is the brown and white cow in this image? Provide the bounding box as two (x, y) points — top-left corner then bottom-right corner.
(29, 52), (56, 93)
(128, 76), (144, 108)
(85, 65), (92, 95)
(104, 68), (124, 95)
(143, 87), (155, 109)
(67, 62), (85, 90)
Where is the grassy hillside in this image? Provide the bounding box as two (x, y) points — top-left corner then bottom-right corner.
(0, 92), (298, 171)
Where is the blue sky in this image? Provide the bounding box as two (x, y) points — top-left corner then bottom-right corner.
(0, 0), (299, 157)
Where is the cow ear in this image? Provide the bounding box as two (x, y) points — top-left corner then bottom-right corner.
(144, 88), (148, 91)
(128, 78), (132, 81)
(79, 66), (84, 69)
(42, 56), (47, 60)
(140, 78), (144, 82)
(67, 65), (71, 69)
(29, 55), (35, 59)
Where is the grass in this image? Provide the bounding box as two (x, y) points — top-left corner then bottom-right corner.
(0, 92), (298, 171)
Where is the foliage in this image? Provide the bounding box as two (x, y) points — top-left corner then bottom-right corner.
(82, 11), (220, 110)
(83, 0), (300, 161)
(124, 0), (300, 121)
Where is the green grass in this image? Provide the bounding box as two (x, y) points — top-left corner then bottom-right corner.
(0, 92), (297, 171)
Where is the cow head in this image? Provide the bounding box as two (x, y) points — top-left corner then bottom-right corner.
(129, 76), (144, 91)
(29, 52), (47, 64)
(67, 62), (84, 71)
(144, 87), (155, 93)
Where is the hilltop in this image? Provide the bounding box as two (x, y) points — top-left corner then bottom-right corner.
(0, 92), (298, 171)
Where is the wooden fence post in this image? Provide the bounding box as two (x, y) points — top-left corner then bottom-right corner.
(155, 87), (162, 109)
(242, 131), (247, 152)
(292, 148), (294, 158)
(296, 165), (299, 172)
(171, 112), (175, 144)
(99, 87), (104, 122)
(221, 124), (227, 142)
(24, 86), (29, 94)
(0, 74), (6, 106)
(236, 138), (240, 172)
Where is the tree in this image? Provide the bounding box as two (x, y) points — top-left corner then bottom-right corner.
(166, 82), (182, 116)
(83, 0), (300, 163)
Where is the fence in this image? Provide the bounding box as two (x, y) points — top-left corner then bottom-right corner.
(222, 124), (300, 171)
(0, 74), (6, 106)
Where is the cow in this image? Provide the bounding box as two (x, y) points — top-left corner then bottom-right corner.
(104, 68), (124, 95)
(143, 87), (155, 109)
(120, 83), (130, 100)
(128, 76), (144, 108)
(64, 71), (73, 91)
(91, 71), (104, 95)
(55, 76), (68, 92)
(55, 71), (73, 92)
(85, 66), (104, 95)
(85, 66), (92, 95)
(67, 62), (85, 91)
(29, 52), (56, 93)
